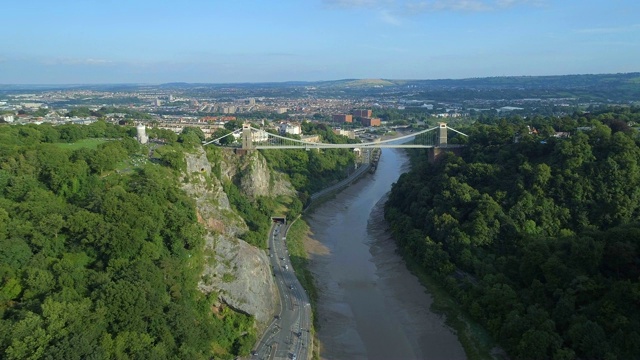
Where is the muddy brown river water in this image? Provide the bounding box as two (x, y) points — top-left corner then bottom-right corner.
(304, 149), (466, 360)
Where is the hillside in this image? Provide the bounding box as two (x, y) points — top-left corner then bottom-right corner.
(385, 107), (640, 359)
(0, 121), (294, 359)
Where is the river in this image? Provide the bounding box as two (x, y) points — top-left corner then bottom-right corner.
(304, 149), (466, 360)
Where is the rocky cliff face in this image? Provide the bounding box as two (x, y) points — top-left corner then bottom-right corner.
(221, 149), (296, 200)
(181, 146), (282, 328)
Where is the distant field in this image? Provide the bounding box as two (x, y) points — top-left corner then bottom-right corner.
(53, 138), (108, 150)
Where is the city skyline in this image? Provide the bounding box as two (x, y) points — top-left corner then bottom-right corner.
(1, 0), (639, 84)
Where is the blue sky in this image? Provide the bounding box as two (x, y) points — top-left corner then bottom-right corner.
(1, 0), (638, 84)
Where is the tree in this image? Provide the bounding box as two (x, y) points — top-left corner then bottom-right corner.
(224, 120), (243, 131)
(210, 128), (235, 145)
(181, 127), (205, 142)
(385, 109), (640, 360)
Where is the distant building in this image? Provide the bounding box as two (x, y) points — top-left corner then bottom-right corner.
(222, 106), (236, 114)
(353, 109), (372, 118)
(136, 124), (149, 144)
(252, 129), (270, 143)
(332, 114), (353, 123)
(279, 122), (302, 135)
(276, 107), (288, 114)
(21, 102), (44, 109)
(1, 115), (14, 123)
(333, 129), (356, 139)
(498, 106), (524, 112)
(360, 117), (381, 127)
(155, 98), (162, 106)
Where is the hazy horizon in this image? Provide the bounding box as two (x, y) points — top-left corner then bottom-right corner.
(3, 71), (640, 87)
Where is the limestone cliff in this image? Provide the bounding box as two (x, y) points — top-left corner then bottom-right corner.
(220, 149), (296, 200)
(181, 146), (282, 328)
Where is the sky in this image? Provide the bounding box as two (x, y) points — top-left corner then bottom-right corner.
(1, 0), (639, 84)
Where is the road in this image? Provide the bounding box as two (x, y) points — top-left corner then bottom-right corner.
(252, 221), (312, 360)
(252, 160), (373, 359)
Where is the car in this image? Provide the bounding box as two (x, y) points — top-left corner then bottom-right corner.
(281, 257), (285, 261)
(289, 285), (294, 289)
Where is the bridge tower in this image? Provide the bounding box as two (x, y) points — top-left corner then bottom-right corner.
(241, 123), (253, 150)
(428, 122), (450, 163)
(438, 122), (447, 146)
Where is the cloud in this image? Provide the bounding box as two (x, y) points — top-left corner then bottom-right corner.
(405, 0), (543, 12)
(41, 57), (115, 66)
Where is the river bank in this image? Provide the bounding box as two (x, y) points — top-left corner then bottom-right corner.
(301, 149), (466, 360)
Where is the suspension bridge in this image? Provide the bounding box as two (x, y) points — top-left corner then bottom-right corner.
(202, 122), (467, 151)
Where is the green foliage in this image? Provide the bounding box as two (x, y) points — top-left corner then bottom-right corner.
(181, 126), (206, 142)
(0, 124), (255, 359)
(210, 128), (235, 145)
(222, 180), (271, 248)
(224, 120), (243, 131)
(154, 144), (186, 171)
(260, 121), (356, 194)
(147, 127), (178, 143)
(386, 109), (640, 360)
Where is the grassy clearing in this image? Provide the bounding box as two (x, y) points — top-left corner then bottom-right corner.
(399, 249), (500, 360)
(53, 138), (108, 150)
(114, 153), (149, 172)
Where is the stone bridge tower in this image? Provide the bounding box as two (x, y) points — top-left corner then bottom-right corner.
(242, 123), (253, 150)
(437, 122), (447, 146)
(428, 122), (460, 163)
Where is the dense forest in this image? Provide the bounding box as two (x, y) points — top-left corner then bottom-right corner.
(0, 121), (256, 359)
(386, 107), (640, 359)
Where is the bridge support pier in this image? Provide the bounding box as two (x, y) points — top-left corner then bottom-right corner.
(438, 122), (447, 146)
(428, 147), (464, 164)
(428, 147), (440, 164)
(242, 123), (253, 150)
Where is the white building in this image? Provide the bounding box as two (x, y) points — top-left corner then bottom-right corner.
(279, 122), (301, 135)
(1, 115), (14, 123)
(136, 124), (149, 144)
(333, 129), (355, 139)
(252, 129), (270, 143)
